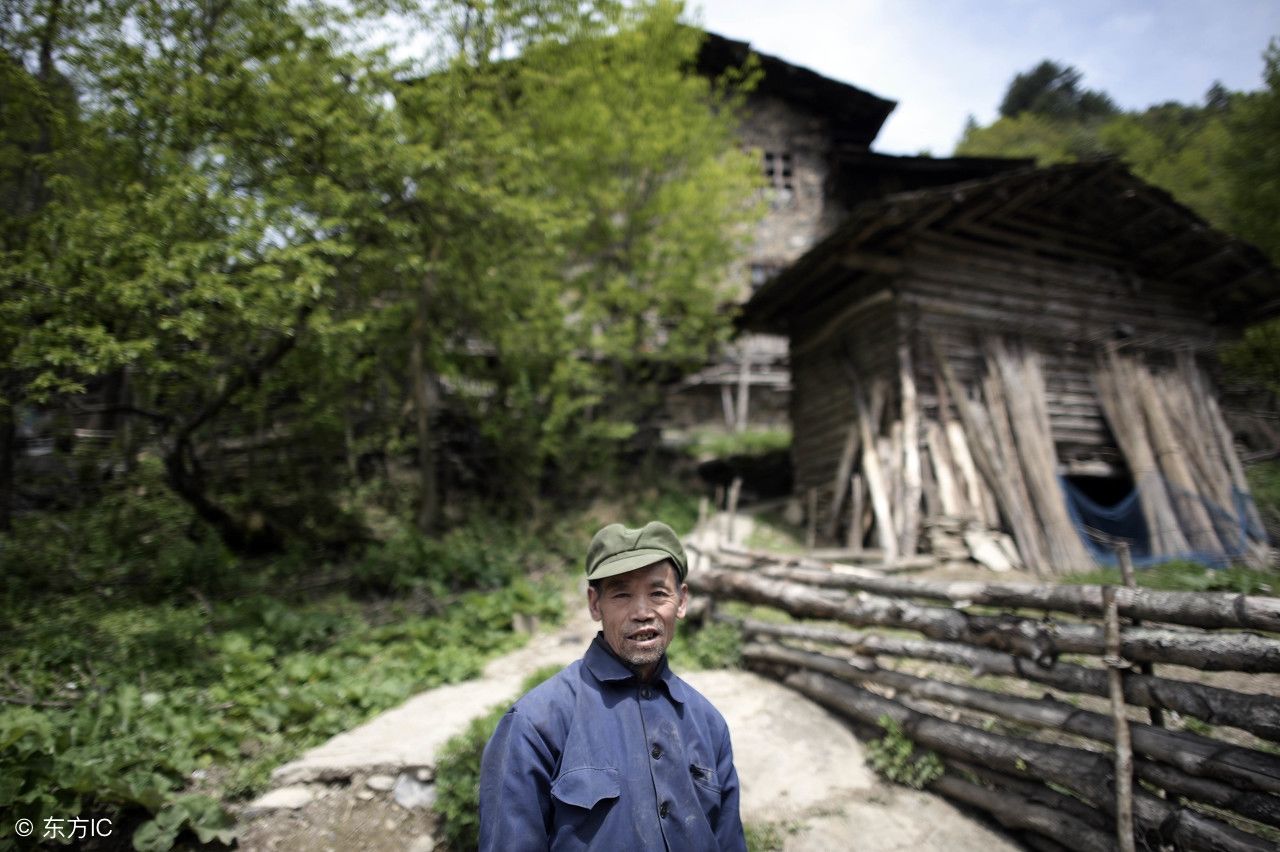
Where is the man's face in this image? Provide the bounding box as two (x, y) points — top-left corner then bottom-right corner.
(588, 559), (688, 681)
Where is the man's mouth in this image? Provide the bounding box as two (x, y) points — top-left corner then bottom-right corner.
(627, 628), (661, 643)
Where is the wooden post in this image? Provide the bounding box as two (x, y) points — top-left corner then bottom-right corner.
(855, 378), (898, 563)
(734, 352), (751, 433)
(899, 342), (922, 557)
(1104, 584), (1137, 852)
(1117, 542), (1163, 728)
(806, 487), (818, 551)
(720, 385), (735, 430)
(727, 477), (743, 544)
(847, 474), (864, 551)
(714, 484), (725, 538)
(827, 422), (861, 539)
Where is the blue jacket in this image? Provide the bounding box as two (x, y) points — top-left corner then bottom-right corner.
(478, 634), (747, 851)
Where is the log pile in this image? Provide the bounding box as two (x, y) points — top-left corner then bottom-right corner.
(814, 336), (1267, 576)
(690, 544), (1280, 851)
(1094, 350), (1269, 564)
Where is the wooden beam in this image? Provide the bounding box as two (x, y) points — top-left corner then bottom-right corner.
(791, 288), (893, 359)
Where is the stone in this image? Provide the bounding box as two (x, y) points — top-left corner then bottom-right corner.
(414, 767), (433, 783)
(356, 790), (374, 801)
(244, 785), (314, 816)
(365, 774), (395, 792)
(407, 836), (437, 852)
(393, 774), (438, 810)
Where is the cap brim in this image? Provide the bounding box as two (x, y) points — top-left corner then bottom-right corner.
(586, 548), (674, 582)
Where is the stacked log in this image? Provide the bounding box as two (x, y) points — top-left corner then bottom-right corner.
(690, 548), (1280, 851)
(816, 333), (1264, 574)
(1093, 350), (1267, 563)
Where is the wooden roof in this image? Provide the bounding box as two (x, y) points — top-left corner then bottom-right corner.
(697, 32), (896, 148)
(742, 160), (1280, 334)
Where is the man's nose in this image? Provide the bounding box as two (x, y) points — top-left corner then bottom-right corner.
(630, 598), (656, 620)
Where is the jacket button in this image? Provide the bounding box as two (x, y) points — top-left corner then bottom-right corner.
(659, 802), (670, 818)
(651, 744), (662, 759)
(640, 688), (652, 699)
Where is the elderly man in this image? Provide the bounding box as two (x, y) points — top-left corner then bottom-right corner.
(478, 521), (746, 851)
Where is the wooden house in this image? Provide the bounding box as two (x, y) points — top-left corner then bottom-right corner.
(741, 160), (1277, 573)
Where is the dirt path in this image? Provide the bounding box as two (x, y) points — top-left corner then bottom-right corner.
(237, 524), (1015, 851)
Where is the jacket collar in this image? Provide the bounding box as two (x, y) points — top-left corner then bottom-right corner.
(584, 632), (688, 705)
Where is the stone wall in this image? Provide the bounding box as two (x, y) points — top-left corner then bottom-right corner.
(735, 94), (850, 300)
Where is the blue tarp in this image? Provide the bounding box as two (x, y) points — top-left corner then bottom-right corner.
(1059, 475), (1263, 568)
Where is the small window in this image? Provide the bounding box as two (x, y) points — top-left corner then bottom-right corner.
(763, 151), (794, 191)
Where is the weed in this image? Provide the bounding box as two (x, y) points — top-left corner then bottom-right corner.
(864, 715), (944, 790)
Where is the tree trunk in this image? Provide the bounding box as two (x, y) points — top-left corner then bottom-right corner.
(743, 642), (1280, 797)
(410, 265), (440, 534)
(930, 773), (1117, 852)
(0, 402), (13, 532)
(776, 669), (1274, 852)
(163, 439), (283, 554)
(693, 565), (1280, 672)
(753, 564), (1280, 633)
(725, 616), (1280, 743)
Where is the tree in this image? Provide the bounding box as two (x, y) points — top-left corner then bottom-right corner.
(998, 60), (1118, 121)
(1, 0), (762, 550)
(1220, 41), (1280, 393)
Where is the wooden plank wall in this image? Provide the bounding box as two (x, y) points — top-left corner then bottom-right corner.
(899, 232), (1220, 468)
(789, 294), (899, 525)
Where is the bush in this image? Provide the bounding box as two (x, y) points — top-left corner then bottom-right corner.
(0, 462), (237, 602)
(0, 580), (563, 850)
(864, 716), (944, 790)
(434, 665), (564, 851)
(668, 620), (741, 670)
(352, 516), (565, 596)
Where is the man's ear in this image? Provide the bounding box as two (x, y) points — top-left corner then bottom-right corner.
(587, 584), (603, 622)
(675, 583), (689, 619)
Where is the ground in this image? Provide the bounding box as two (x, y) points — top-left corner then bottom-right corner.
(235, 521), (1018, 851)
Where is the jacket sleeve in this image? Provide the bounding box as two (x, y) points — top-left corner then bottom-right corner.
(479, 707), (555, 852)
(714, 723), (748, 852)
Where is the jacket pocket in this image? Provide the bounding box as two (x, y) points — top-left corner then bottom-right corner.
(551, 767), (621, 810)
(689, 762), (720, 794)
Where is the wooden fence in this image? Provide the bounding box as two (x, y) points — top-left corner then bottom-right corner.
(688, 543), (1280, 851)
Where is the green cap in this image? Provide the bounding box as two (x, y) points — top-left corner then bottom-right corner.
(585, 521), (688, 583)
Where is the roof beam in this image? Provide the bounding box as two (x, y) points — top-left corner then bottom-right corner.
(1168, 245), (1239, 282)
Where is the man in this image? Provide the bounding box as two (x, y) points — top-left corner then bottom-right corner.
(478, 520), (747, 851)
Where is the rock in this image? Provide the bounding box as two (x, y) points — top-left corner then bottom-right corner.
(245, 785), (315, 816)
(414, 767), (433, 783)
(365, 774), (395, 792)
(356, 790), (374, 801)
(393, 774), (438, 810)
(407, 836), (437, 852)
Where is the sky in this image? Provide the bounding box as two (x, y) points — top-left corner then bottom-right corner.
(690, 0), (1280, 155)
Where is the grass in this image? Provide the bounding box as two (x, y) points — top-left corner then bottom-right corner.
(682, 427), (792, 460)
(743, 507), (807, 554)
(1061, 559), (1277, 594)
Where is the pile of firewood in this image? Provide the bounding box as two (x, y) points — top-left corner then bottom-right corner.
(689, 544), (1280, 852)
(1094, 350), (1268, 563)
